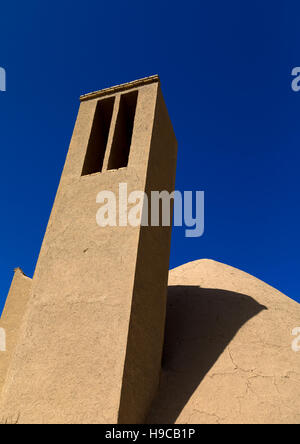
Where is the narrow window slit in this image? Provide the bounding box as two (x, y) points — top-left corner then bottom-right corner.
(81, 96), (115, 176)
(107, 90), (138, 170)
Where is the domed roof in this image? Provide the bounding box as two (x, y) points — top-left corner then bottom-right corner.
(148, 259), (300, 424)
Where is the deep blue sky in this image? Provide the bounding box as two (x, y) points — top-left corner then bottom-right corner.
(0, 0), (299, 315)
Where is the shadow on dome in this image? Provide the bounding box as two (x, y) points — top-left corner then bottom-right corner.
(146, 285), (267, 424)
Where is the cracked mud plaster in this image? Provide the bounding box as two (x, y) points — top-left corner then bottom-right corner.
(147, 259), (300, 425)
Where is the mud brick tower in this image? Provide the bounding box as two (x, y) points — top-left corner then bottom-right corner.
(0, 269), (32, 396)
(0, 76), (177, 424)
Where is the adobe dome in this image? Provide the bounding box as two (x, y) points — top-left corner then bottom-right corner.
(148, 259), (300, 424)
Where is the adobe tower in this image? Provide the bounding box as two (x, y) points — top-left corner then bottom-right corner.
(0, 269), (32, 397)
(0, 76), (177, 424)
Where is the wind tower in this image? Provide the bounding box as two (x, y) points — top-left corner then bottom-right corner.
(0, 76), (177, 424)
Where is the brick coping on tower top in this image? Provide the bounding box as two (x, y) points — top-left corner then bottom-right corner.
(80, 75), (160, 102)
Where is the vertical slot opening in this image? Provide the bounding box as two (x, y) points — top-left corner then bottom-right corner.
(107, 90), (138, 170)
(81, 96), (115, 176)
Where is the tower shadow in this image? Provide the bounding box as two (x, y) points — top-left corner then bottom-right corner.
(146, 285), (267, 424)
